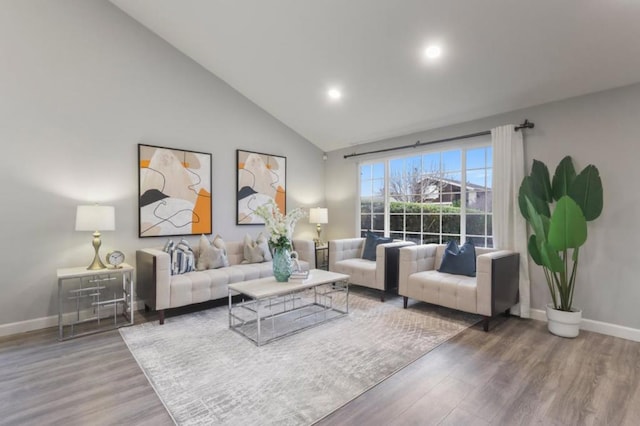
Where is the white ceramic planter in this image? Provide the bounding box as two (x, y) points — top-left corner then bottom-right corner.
(546, 304), (582, 338)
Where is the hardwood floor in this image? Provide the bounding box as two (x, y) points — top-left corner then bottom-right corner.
(1, 304), (639, 425)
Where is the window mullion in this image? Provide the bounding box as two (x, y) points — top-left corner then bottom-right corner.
(384, 159), (390, 238)
(460, 150), (467, 243)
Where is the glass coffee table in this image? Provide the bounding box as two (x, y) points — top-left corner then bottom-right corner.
(228, 269), (350, 346)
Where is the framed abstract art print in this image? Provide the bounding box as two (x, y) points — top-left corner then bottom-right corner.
(138, 144), (212, 237)
(236, 149), (286, 224)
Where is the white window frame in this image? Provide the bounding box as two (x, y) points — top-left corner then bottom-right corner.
(357, 138), (492, 246)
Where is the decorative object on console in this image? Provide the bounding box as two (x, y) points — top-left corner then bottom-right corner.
(236, 149), (286, 225)
(254, 199), (306, 282)
(518, 155), (603, 338)
(309, 207), (328, 243)
(75, 204), (115, 270)
(106, 250), (125, 268)
(138, 144), (212, 238)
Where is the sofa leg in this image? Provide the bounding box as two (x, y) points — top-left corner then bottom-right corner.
(483, 316), (490, 332)
(144, 304), (150, 312)
(158, 309), (165, 325)
(380, 291), (385, 302)
(403, 296), (408, 309)
(504, 308), (511, 317)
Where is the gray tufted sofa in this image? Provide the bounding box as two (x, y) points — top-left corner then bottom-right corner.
(136, 239), (315, 324)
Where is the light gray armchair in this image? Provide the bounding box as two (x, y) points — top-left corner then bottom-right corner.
(398, 244), (519, 331)
(329, 237), (414, 301)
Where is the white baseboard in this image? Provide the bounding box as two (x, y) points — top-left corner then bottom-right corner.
(530, 308), (640, 342)
(0, 301), (143, 338)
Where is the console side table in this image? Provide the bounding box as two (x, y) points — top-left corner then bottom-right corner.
(57, 263), (134, 340)
(315, 243), (329, 270)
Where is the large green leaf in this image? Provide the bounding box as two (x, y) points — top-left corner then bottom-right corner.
(530, 160), (553, 203)
(528, 234), (543, 266)
(552, 156), (576, 201)
(548, 196), (587, 250)
(541, 241), (564, 272)
(519, 178), (550, 220)
(518, 177), (533, 220)
(525, 197), (548, 243)
(569, 164), (603, 221)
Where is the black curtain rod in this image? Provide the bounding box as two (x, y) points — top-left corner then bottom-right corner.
(343, 119), (534, 159)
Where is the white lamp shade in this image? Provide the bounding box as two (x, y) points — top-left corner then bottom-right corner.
(309, 207), (328, 224)
(75, 205), (115, 231)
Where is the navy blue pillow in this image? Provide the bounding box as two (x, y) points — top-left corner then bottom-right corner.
(438, 240), (476, 277)
(362, 231), (393, 261)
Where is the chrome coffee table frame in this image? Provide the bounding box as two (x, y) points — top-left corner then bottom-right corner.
(228, 269), (350, 346)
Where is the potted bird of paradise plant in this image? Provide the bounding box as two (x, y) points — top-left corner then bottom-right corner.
(518, 155), (603, 337)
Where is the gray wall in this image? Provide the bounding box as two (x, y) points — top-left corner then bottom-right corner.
(326, 83), (640, 329)
(0, 0), (324, 326)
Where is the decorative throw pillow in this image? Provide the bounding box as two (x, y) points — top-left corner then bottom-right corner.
(243, 234), (265, 264)
(212, 235), (229, 267)
(361, 231), (393, 261)
(163, 238), (195, 275)
(196, 235), (227, 271)
(438, 240), (476, 277)
(256, 232), (273, 261)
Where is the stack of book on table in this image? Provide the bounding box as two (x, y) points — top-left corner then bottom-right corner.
(289, 270), (310, 281)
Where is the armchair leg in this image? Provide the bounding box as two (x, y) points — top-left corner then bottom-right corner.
(403, 296), (408, 309)
(144, 304), (150, 312)
(380, 291), (385, 302)
(482, 316), (490, 332)
(158, 309), (165, 325)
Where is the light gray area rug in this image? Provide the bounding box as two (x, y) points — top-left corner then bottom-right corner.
(120, 291), (479, 425)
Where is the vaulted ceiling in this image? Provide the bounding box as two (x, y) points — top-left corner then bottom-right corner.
(111, 0), (640, 152)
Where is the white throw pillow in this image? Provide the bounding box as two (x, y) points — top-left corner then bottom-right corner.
(196, 235), (227, 270)
(256, 232), (273, 261)
(243, 233), (269, 264)
(212, 234), (229, 267)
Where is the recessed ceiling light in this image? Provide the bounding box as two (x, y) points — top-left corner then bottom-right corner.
(424, 45), (442, 59)
(327, 88), (342, 100)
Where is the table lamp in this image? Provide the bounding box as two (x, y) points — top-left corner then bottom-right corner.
(75, 205), (115, 270)
(309, 207), (328, 243)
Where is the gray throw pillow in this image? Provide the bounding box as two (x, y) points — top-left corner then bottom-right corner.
(243, 234), (265, 264)
(196, 234), (227, 270)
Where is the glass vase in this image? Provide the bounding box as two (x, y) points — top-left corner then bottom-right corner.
(272, 246), (293, 282)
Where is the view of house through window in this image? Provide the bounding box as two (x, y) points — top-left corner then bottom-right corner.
(359, 144), (493, 247)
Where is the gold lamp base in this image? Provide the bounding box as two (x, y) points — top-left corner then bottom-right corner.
(87, 231), (107, 270)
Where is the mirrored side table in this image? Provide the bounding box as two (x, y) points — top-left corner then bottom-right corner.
(57, 263), (134, 340)
(315, 243), (329, 270)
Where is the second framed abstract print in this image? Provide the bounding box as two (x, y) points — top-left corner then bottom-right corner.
(236, 149), (286, 224)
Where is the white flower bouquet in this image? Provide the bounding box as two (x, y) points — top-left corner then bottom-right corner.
(253, 200), (307, 250)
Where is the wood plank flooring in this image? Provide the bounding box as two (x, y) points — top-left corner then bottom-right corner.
(1, 302), (639, 425)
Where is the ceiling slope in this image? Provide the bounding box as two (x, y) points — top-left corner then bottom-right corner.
(110, 0), (640, 152)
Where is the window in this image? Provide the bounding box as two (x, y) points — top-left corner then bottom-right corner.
(358, 144), (493, 247)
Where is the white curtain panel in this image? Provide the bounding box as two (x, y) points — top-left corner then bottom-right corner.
(491, 125), (530, 318)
